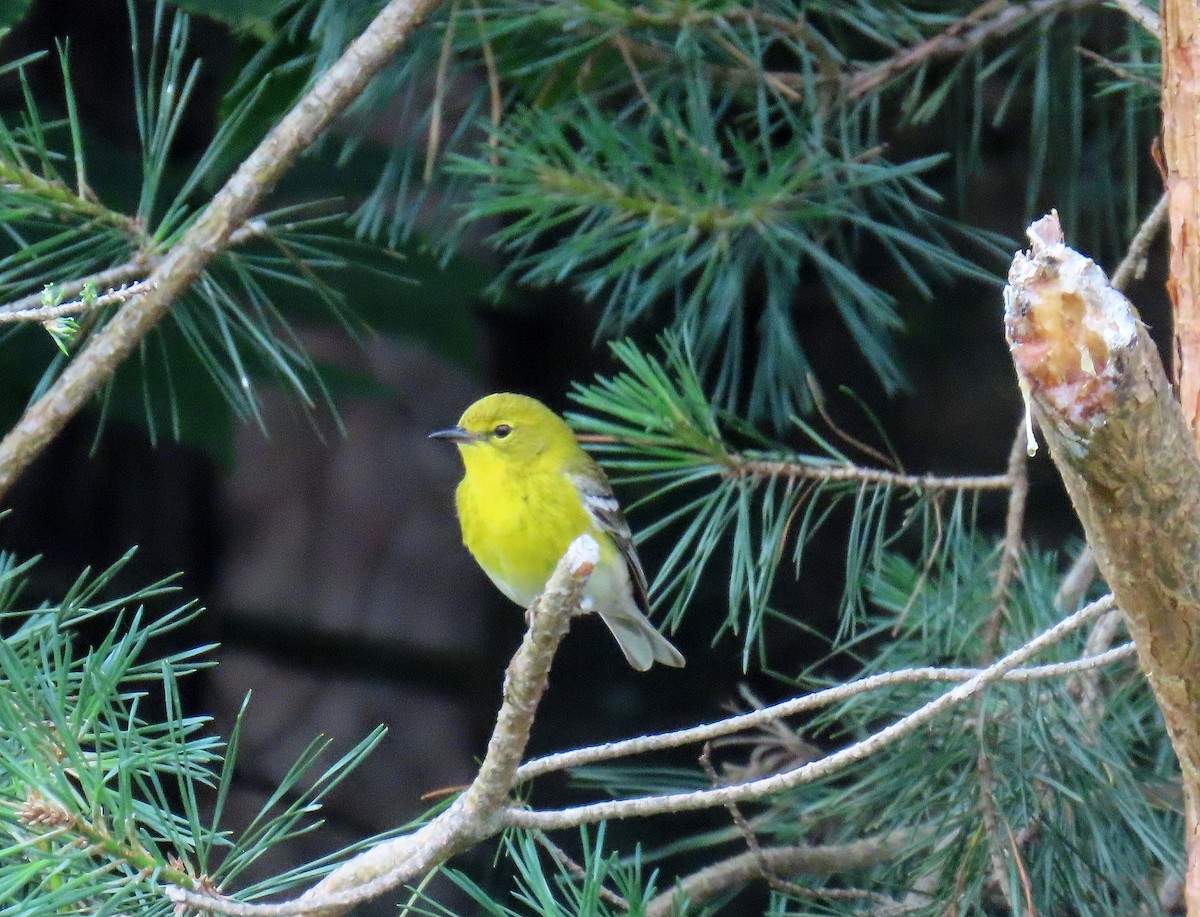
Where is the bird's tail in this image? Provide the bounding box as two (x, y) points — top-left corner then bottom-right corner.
(598, 606), (686, 671)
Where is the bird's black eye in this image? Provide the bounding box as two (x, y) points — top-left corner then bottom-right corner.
(493, 424), (512, 439)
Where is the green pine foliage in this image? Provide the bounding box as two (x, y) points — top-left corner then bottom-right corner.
(440, 827), (659, 917)
(569, 336), (981, 666)
(0, 1), (371, 446)
(0, 0), (1178, 914)
(0, 548), (391, 913)
(340, 0), (1153, 423)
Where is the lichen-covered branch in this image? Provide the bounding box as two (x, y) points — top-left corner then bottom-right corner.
(515, 625), (1128, 783)
(1004, 211), (1200, 912)
(727, 457), (1012, 491)
(504, 595), (1113, 830)
(0, 218), (270, 324)
(0, 0), (445, 503)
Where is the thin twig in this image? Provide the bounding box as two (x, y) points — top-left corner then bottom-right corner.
(846, 0), (1093, 100)
(683, 766), (908, 910)
(0, 261), (147, 317)
(0, 217), (269, 319)
(470, 0), (502, 166)
(1003, 819), (1037, 916)
(975, 420), (1031, 911)
(0, 281), (154, 324)
(1055, 546), (1099, 612)
(699, 742), (812, 903)
(1110, 191), (1170, 292)
(576, 434), (1010, 492)
(425, 1), (458, 182)
(612, 32), (731, 170)
(892, 491), (944, 634)
(1076, 45), (1161, 91)
(981, 421), (1031, 653)
(808, 375), (899, 470)
(1070, 608), (1126, 721)
(710, 17), (802, 102)
(976, 748), (1018, 913)
(729, 457), (1012, 491)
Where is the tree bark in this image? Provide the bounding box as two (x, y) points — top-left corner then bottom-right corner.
(1164, 0), (1200, 451)
(1005, 212), (1200, 913)
(1162, 0), (1200, 900)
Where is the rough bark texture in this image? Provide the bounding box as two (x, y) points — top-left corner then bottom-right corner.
(168, 536), (598, 917)
(1005, 213), (1200, 912)
(1164, 0), (1200, 450)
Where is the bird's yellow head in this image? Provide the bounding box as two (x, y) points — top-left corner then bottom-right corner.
(429, 393), (580, 469)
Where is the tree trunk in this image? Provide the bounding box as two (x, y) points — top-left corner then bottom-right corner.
(1005, 213), (1200, 914)
(1162, 0), (1200, 901)
(1164, 0), (1200, 448)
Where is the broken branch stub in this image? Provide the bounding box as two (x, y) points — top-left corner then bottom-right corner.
(1004, 211), (1200, 891)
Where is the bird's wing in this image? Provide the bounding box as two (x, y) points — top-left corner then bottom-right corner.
(569, 469), (652, 612)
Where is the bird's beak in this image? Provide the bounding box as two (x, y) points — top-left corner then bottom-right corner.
(428, 426), (481, 444)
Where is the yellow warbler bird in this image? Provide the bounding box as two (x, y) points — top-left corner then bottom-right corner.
(430, 393), (685, 671)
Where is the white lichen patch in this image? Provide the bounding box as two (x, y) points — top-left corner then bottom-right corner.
(565, 534), (601, 576)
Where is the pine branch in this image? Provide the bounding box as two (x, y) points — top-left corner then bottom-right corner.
(0, 159), (142, 236)
(166, 536), (598, 917)
(160, 558), (1136, 914)
(573, 336), (1016, 644)
(845, 0), (1095, 99)
(515, 612), (1127, 784)
(464, 104), (1005, 424)
(0, 0), (446, 503)
(505, 595), (1114, 829)
(0, 219), (273, 325)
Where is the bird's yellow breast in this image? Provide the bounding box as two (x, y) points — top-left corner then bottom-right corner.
(454, 442), (604, 605)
